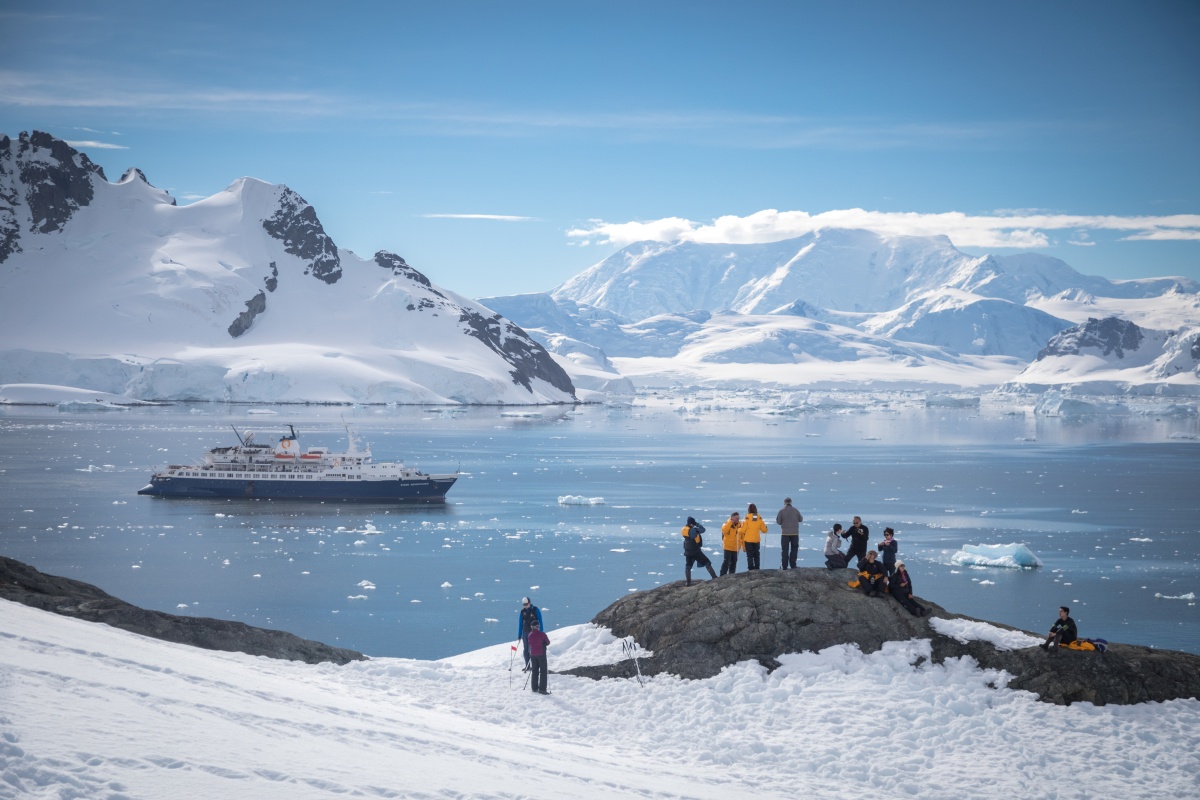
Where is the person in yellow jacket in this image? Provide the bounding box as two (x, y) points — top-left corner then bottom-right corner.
(719, 511), (743, 576)
(741, 503), (768, 570)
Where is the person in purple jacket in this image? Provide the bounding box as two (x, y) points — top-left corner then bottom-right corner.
(527, 620), (551, 695)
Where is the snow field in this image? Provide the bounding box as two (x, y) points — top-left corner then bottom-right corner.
(3, 600), (1198, 799)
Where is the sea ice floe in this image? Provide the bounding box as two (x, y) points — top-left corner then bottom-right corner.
(1154, 592), (1196, 601)
(950, 543), (1043, 569)
(558, 495), (605, 505)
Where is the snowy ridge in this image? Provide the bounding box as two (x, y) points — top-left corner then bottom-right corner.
(4, 599), (1198, 799)
(487, 230), (1200, 394)
(0, 131), (576, 405)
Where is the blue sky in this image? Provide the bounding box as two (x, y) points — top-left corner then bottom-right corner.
(2, 1), (1198, 297)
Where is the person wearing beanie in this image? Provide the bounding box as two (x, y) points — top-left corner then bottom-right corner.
(527, 620), (551, 695)
(516, 596), (544, 672)
(681, 515), (717, 585)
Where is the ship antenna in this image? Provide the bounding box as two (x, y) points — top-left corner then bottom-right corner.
(232, 425), (246, 447)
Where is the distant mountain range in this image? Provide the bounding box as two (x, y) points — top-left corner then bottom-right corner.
(0, 131), (578, 404)
(483, 230), (1200, 395)
(3, 130), (1198, 403)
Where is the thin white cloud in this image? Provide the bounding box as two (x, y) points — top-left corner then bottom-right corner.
(0, 69), (1048, 149)
(566, 209), (1200, 249)
(64, 139), (128, 150)
(421, 214), (539, 222)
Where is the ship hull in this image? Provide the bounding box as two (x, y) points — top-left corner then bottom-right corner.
(138, 475), (457, 503)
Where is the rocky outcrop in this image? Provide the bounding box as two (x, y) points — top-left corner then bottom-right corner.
(227, 289), (267, 338)
(0, 556), (365, 665)
(562, 569), (1200, 706)
(459, 310), (576, 396)
(1037, 316), (1144, 360)
(0, 130), (107, 263)
(261, 186), (341, 284)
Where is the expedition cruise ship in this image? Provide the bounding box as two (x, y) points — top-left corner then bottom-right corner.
(138, 425), (457, 502)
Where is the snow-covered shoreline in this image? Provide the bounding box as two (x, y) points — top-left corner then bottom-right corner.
(3, 599), (1197, 799)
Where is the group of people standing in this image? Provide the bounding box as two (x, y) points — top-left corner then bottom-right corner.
(681, 501), (927, 617)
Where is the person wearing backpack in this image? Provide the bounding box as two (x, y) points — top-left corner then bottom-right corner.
(681, 516), (717, 585)
(516, 597), (544, 672)
(742, 503), (768, 570)
(527, 620), (551, 695)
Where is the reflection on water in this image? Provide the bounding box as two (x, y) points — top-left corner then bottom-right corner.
(0, 401), (1196, 659)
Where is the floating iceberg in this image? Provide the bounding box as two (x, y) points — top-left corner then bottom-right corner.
(1154, 592), (1195, 601)
(950, 543), (1043, 569)
(558, 495), (605, 505)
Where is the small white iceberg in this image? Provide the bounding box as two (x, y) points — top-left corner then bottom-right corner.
(950, 543), (1043, 569)
(1154, 592), (1195, 601)
(558, 495), (605, 505)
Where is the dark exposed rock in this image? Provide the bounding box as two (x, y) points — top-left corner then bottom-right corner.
(262, 186), (341, 284)
(17, 130), (104, 234)
(1037, 316), (1144, 360)
(227, 290), (267, 338)
(0, 131), (106, 263)
(561, 568), (1200, 706)
(375, 250), (441, 295)
(0, 556), (365, 665)
(458, 310), (576, 396)
(264, 261), (279, 292)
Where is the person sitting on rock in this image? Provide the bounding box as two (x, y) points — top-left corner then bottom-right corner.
(1040, 606), (1078, 654)
(720, 511), (743, 576)
(741, 503), (768, 571)
(681, 516), (717, 585)
(824, 524), (847, 569)
(842, 516), (870, 568)
(889, 560), (926, 616)
(858, 550), (886, 597)
(877, 528), (898, 577)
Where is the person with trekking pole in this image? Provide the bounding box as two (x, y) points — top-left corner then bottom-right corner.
(516, 596), (544, 672)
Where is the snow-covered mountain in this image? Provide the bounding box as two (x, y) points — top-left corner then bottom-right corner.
(1004, 317), (1200, 395)
(486, 230), (1200, 394)
(551, 230), (1193, 319)
(0, 131), (579, 404)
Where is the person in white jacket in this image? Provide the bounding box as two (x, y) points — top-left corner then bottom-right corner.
(824, 524), (847, 569)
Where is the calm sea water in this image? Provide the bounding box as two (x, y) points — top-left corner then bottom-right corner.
(1, 401), (1197, 660)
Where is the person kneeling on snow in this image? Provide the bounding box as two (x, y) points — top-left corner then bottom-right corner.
(858, 550), (886, 597)
(1040, 606), (1077, 654)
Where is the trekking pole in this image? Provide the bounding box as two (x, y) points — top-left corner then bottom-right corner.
(623, 638), (645, 687)
(508, 644), (516, 689)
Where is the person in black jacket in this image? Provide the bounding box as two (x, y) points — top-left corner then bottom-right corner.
(681, 516), (717, 585)
(877, 528), (898, 577)
(842, 516), (870, 568)
(858, 550), (886, 597)
(889, 561), (926, 616)
(1040, 606), (1078, 654)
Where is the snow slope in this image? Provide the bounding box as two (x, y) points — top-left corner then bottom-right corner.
(3, 599), (1198, 799)
(0, 131), (576, 405)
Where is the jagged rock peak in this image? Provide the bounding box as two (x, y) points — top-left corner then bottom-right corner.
(1037, 316), (1145, 360)
(261, 185), (341, 285)
(375, 250), (434, 290)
